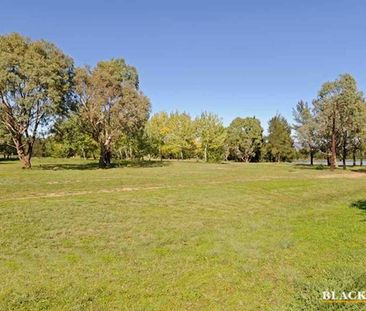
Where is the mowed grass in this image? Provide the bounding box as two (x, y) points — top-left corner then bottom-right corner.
(1, 159), (366, 310)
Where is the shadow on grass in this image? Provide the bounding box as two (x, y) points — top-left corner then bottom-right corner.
(37, 160), (169, 171)
(351, 168), (366, 173)
(293, 164), (328, 170)
(0, 157), (18, 163)
(351, 200), (366, 211)
(294, 164), (366, 172)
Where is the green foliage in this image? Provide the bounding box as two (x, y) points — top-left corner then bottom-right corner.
(226, 117), (263, 162)
(145, 112), (170, 160)
(166, 112), (195, 159)
(265, 114), (295, 162)
(51, 115), (98, 159)
(145, 111), (195, 159)
(114, 129), (150, 160)
(0, 123), (15, 158)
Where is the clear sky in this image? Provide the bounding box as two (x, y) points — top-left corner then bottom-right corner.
(1, 0), (365, 127)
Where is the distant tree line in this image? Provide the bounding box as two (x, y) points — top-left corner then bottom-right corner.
(0, 33), (365, 169)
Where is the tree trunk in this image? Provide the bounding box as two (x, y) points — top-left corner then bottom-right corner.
(129, 145), (133, 160)
(360, 152), (363, 166)
(310, 150), (314, 166)
(330, 116), (337, 170)
(327, 154), (330, 166)
(204, 144), (208, 162)
(14, 137), (33, 169)
(99, 143), (111, 168)
(353, 150), (356, 167)
(82, 148), (86, 160)
(20, 153), (32, 169)
(342, 136), (347, 170)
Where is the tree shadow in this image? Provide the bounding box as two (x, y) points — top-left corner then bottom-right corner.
(0, 157), (18, 163)
(351, 168), (366, 173)
(292, 164), (328, 170)
(293, 163), (366, 172)
(118, 160), (169, 168)
(38, 162), (100, 170)
(37, 160), (169, 171)
(351, 200), (366, 211)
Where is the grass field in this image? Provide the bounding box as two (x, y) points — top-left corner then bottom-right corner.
(1, 158), (366, 310)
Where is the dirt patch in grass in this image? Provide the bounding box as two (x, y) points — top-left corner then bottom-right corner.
(11, 186), (168, 201)
(318, 172), (366, 179)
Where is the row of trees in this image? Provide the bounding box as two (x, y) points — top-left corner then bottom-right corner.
(0, 33), (149, 168)
(0, 33), (365, 169)
(0, 33), (296, 168)
(30, 111), (295, 164)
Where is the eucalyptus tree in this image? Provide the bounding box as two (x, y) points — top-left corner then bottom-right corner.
(314, 74), (364, 170)
(226, 117), (263, 162)
(0, 33), (74, 168)
(195, 112), (226, 162)
(293, 100), (318, 165)
(75, 59), (150, 168)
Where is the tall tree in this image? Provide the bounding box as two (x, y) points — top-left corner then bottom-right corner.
(226, 117), (263, 162)
(75, 59), (150, 168)
(195, 112), (226, 162)
(292, 100), (318, 165)
(314, 74), (364, 170)
(0, 33), (74, 168)
(265, 114), (294, 162)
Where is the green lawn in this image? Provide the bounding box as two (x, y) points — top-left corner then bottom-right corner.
(1, 158), (366, 310)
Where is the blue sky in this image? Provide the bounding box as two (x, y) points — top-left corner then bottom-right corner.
(1, 0), (365, 127)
